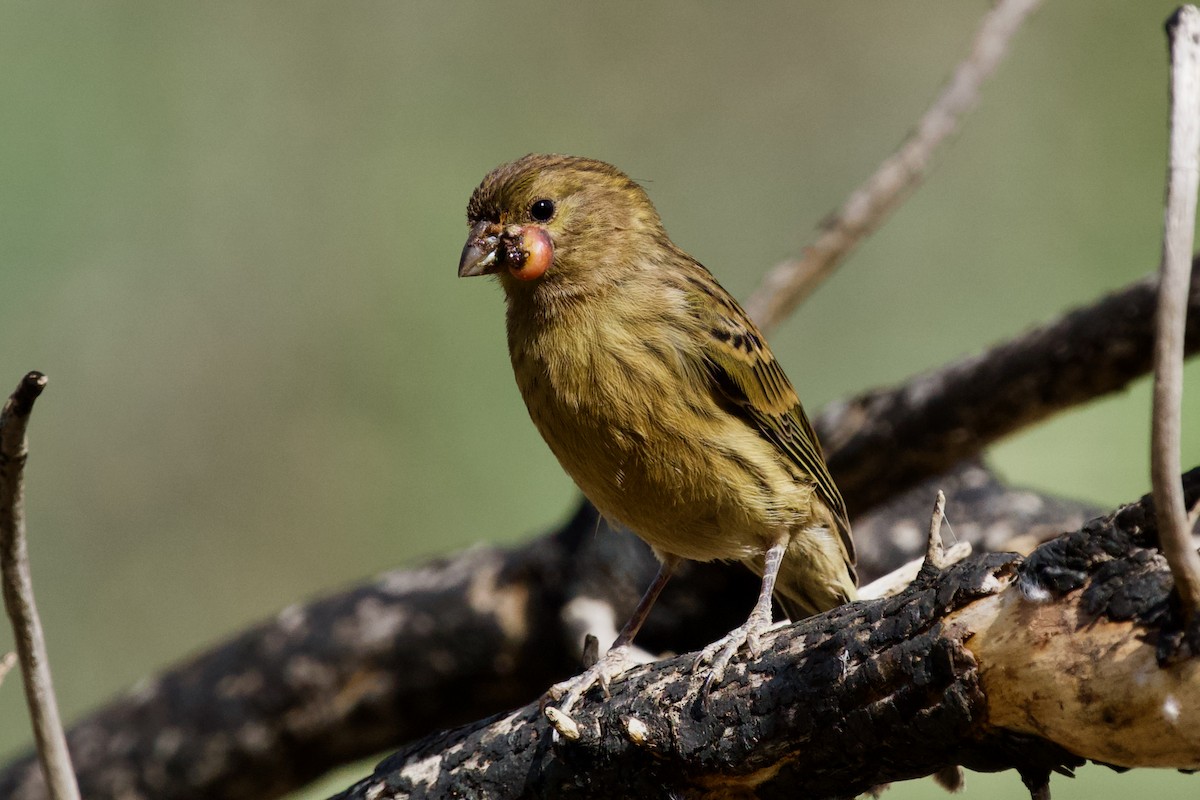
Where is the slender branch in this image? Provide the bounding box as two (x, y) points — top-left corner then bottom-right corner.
(0, 373), (80, 800)
(857, 490), (966, 601)
(745, 0), (1044, 329)
(1154, 6), (1200, 622)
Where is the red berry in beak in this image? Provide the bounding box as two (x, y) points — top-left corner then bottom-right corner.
(508, 226), (553, 281)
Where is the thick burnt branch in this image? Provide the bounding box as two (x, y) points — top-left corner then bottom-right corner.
(336, 555), (1040, 800)
(332, 470), (1200, 800)
(0, 266), (1184, 800)
(0, 466), (1095, 800)
(820, 263), (1200, 513)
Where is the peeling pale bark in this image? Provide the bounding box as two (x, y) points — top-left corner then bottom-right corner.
(964, 591), (1200, 768)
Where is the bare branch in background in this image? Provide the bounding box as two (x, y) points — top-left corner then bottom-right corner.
(0, 373), (80, 800)
(1153, 5), (1200, 624)
(745, 0), (1045, 329)
(822, 266), (1200, 514)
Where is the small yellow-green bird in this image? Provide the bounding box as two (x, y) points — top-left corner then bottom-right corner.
(458, 154), (856, 718)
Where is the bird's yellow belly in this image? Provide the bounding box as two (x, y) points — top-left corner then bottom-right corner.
(521, 374), (810, 563)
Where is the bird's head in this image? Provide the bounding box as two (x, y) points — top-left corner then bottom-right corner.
(458, 154), (667, 296)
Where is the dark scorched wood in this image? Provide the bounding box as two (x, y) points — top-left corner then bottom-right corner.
(0, 265), (1188, 799)
(332, 554), (1082, 800)
(1021, 466), (1200, 661)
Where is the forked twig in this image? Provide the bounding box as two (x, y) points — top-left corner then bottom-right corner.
(858, 491), (969, 602)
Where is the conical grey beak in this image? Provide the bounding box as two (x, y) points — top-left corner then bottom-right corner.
(458, 221), (502, 277)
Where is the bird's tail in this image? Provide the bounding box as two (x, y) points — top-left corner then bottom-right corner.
(770, 523), (858, 621)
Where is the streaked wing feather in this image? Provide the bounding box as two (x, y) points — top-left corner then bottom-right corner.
(694, 284), (855, 565)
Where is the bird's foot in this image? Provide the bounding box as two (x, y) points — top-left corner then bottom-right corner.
(544, 645), (640, 740)
(692, 612), (781, 696)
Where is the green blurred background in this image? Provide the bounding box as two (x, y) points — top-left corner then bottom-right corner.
(1, 2), (1198, 797)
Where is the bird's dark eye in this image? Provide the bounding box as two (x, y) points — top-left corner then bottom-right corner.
(529, 198), (556, 222)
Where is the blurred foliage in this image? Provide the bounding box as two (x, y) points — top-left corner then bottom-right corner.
(0, 2), (1197, 798)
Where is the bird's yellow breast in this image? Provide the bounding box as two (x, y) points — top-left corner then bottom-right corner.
(506, 288), (814, 564)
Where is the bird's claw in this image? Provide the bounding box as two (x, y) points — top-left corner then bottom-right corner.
(692, 615), (779, 696)
(692, 627), (746, 695)
(544, 706), (582, 741)
(544, 645), (636, 738)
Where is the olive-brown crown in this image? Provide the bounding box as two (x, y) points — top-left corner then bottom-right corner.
(467, 154), (670, 287)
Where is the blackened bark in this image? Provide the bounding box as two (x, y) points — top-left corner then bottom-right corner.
(0, 268), (1189, 799)
(329, 471), (1200, 800)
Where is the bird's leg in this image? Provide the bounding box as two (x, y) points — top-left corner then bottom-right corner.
(546, 555), (679, 729)
(694, 531), (790, 694)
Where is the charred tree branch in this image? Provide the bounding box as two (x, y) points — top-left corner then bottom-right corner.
(0, 466), (1096, 800)
(0, 261), (1191, 799)
(332, 470), (1200, 800)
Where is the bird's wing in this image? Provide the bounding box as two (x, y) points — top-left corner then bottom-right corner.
(691, 277), (855, 565)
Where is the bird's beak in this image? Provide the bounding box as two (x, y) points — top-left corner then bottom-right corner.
(458, 221), (502, 278)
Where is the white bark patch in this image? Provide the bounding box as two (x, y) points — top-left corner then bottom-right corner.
(332, 597), (410, 648)
(466, 559), (530, 641)
(376, 546), (491, 595)
(1010, 492), (1045, 514)
(153, 727), (185, 759)
(624, 715), (650, 746)
(561, 596), (658, 663)
(403, 751), (446, 787)
(277, 604), (308, 634)
(562, 596), (620, 653)
(236, 721), (274, 754)
(285, 655), (337, 691)
(127, 676), (161, 705)
(217, 670), (265, 699)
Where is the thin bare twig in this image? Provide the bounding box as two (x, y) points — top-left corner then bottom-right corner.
(745, 0), (1044, 330)
(858, 541), (971, 601)
(0, 372), (80, 800)
(925, 490), (949, 570)
(1154, 7), (1200, 621)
